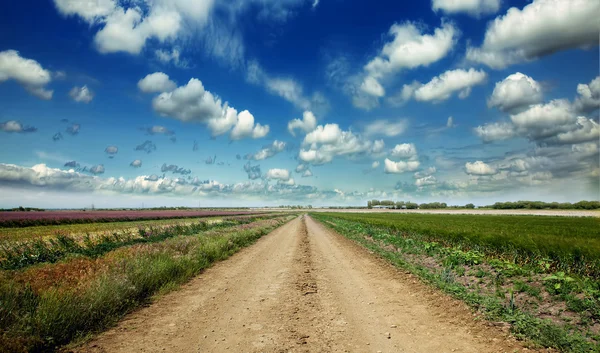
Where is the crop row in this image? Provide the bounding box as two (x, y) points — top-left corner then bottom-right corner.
(314, 212), (600, 277)
(0, 210), (268, 228)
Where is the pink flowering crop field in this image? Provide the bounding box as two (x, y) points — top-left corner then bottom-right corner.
(0, 209), (265, 227)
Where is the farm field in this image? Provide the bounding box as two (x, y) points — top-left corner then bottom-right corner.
(0, 212), (293, 352)
(2, 212), (598, 353)
(0, 209), (265, 228)
(309, 208), (600, 217)
(311, 212), (600, 352)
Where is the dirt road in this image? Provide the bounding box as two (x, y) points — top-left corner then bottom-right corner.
(75, 216), (532, 353)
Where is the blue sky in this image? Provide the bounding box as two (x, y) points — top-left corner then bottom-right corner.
(0, 0), (598, 207)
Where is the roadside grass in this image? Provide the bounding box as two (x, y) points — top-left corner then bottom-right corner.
(311, 213), (600, 353)
(0, 215), (294, 353)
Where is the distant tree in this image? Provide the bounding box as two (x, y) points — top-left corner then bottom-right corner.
(465, 203), (475, 209)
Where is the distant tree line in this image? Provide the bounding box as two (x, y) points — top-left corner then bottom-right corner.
(486, 201), (600, 210)
(367, 200), (599, 210)
(278, 205), (313, 209)
(0, 207), (46, 212)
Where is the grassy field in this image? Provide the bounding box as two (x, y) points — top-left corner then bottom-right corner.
(0, 214), (294, 352)
(311, 212), (600, 352)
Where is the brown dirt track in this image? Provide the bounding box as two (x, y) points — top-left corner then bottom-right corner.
(72, 216), (541, 353)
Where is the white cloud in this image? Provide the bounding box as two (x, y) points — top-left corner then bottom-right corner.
(152, 78), (268, 139)
(54, 0), (214, 56)
(371, 161), (380, 169)
(0, 50), (53, 100)
(466, 0), (600, 68)
(401, 68), (487, 103)
(415, 175), (437, 187)
(554, 117), (599, 145)
(230, 110), (269, 140)
(510, 99), (576, 140)
(414, 166), (437, 179)
(130, 159), (142, 168)
(384, 158), (420, 174)
(390, 143), (418, 159)
(488, 72), (543, 113)
(474, 121), (516, 142)
(69, 85), (94, 103)
(302, 169), (313, 178)
(138, 72), (177, 93)
(465, 160), (497, 175)
(153, 78), (222, 122)
(53, 0), (115, 22)
(265, 168), (291, 181)
(288, 111), (317, 136)
(312, 0), (319, 9)
(446, 116), (455, 128)
(574, 76), (600, 114)
(363, 118), (408, 137)
(299, 124), (384, 165)
(365, 21), (457, 82)
(359, 21), (457, 101)
(247, 140), (286, 160)
(1, 120), (37, 133)
(360, 76), (385, 97)
(432, 0), (501, 17)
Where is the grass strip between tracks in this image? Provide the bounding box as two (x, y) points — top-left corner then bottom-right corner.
(0, 215), (295, 353)
(311, 213), (600, 353)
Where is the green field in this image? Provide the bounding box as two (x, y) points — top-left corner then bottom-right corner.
(314, 212), (600, 277)
(311, 212), (600, 352)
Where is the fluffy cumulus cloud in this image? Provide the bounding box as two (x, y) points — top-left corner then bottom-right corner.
(466, 0), (600, 68)
(474, 121), (516, 142)
(130, 159), (142, 168)
(288, 111), (317, 136)
(1, 120), (37, 133)
(399, 68), (487, 103)
(488, 72), (543, 113)
(372, 161), (380, 169)
(0, 50), (53, 100)
(476, 78), (600, 145)
(363, 119), (408, 137)
(138, 72), (177, 93)
(152, 78), (269, 140)
(53, 0), (200, 55)
(246, 140), (286, 160)
(230, 110), (269, 140)
(265, 168), (291, 181)
(384, 159), (420, 174)
(432, 0), (501, 17)
(357, 21), (457, 105)
(69, 85), (94, 103)
(390, 143), (418, 159)
(299, 124), (384, 165)
(574, 76), (600, 114)
(465, 161), (497, 175)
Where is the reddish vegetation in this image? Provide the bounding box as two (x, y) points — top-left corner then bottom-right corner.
(0, 210), (264, 227)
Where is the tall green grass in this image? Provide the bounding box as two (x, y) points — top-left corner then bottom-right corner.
(313, 213), (600, 277)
